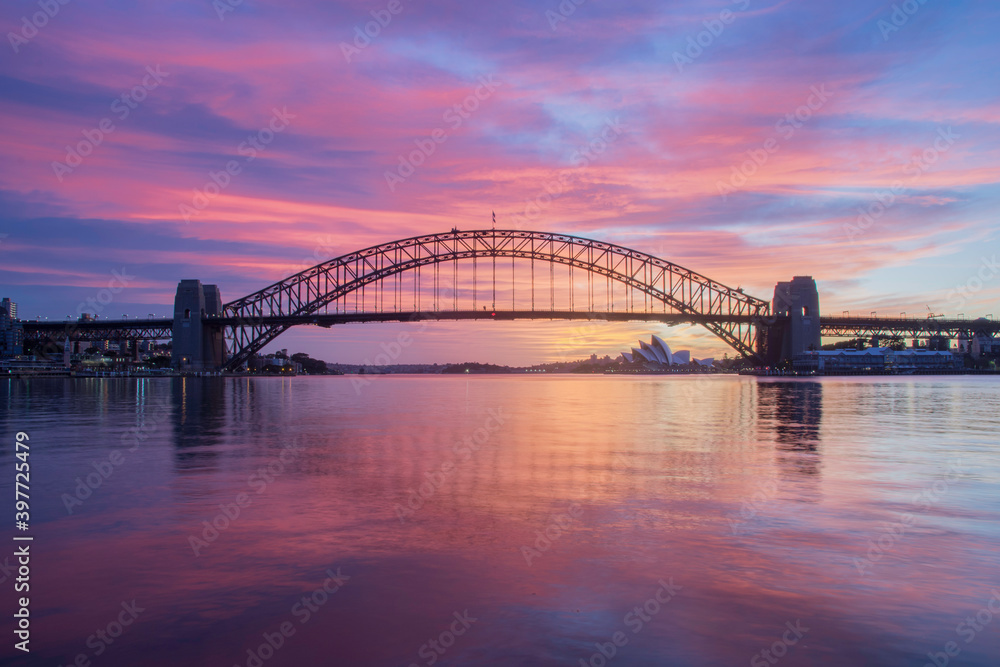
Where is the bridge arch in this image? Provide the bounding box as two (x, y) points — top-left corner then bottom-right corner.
(221, 229), (771, 370)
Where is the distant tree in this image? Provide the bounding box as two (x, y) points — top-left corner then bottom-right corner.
(883, 336), (907, 351)
(442, 362), (511, 374)
(287, 352), (328, 374)
(825, 337), (868, 350)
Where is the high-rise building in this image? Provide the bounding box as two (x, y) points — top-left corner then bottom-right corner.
(0, 298), (23, 358)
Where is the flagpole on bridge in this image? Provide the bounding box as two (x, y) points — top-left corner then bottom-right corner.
(491, 210), (496, 310)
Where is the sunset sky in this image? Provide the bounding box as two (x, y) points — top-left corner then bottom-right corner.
(2, 0), (998, 364)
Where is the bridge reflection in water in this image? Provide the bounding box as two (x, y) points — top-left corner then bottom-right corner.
(757, 380), (823, 482)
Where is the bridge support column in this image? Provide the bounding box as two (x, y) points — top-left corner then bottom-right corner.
(768, 276), (821, 364)
(171, 280), (227, 371)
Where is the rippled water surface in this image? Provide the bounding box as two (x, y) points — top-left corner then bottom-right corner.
(2, 375), (999, 666)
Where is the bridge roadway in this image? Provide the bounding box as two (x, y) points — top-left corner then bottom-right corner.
(21, 312), (1000, 343)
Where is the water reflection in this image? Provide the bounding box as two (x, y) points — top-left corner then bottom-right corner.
(757, 380), (823, 480)
(170, 377), (230, 472)
(3, 376), (1000, 666)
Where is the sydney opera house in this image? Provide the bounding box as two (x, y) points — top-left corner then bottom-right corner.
(620, 335), (715, 368)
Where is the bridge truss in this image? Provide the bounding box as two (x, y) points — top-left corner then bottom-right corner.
(221, 229), (772, 370)
(819, 317), (1000, 340)
(22, 320), (172, 344)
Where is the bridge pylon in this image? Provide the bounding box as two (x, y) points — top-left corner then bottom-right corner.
(765, 276), (822, 365)
(171, 280), (227, 371)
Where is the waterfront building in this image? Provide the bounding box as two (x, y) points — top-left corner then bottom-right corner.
(620, 335), (714, 368)
(792, 347), (961, 373)
(891, 349), (962, 371)
(970, 332), (1000, 361)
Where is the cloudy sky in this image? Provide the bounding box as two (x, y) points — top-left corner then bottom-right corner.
(2, 0), (998, 364)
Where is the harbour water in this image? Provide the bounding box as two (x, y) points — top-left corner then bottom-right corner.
(2, 375), (999, 666)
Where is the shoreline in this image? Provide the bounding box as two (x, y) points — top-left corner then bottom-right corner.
(5, 369), (998, 379)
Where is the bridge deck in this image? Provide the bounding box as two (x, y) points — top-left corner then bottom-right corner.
(21, 312), (1000, 340)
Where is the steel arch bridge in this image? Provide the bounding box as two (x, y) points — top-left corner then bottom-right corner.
(219, 229), (771, 370)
